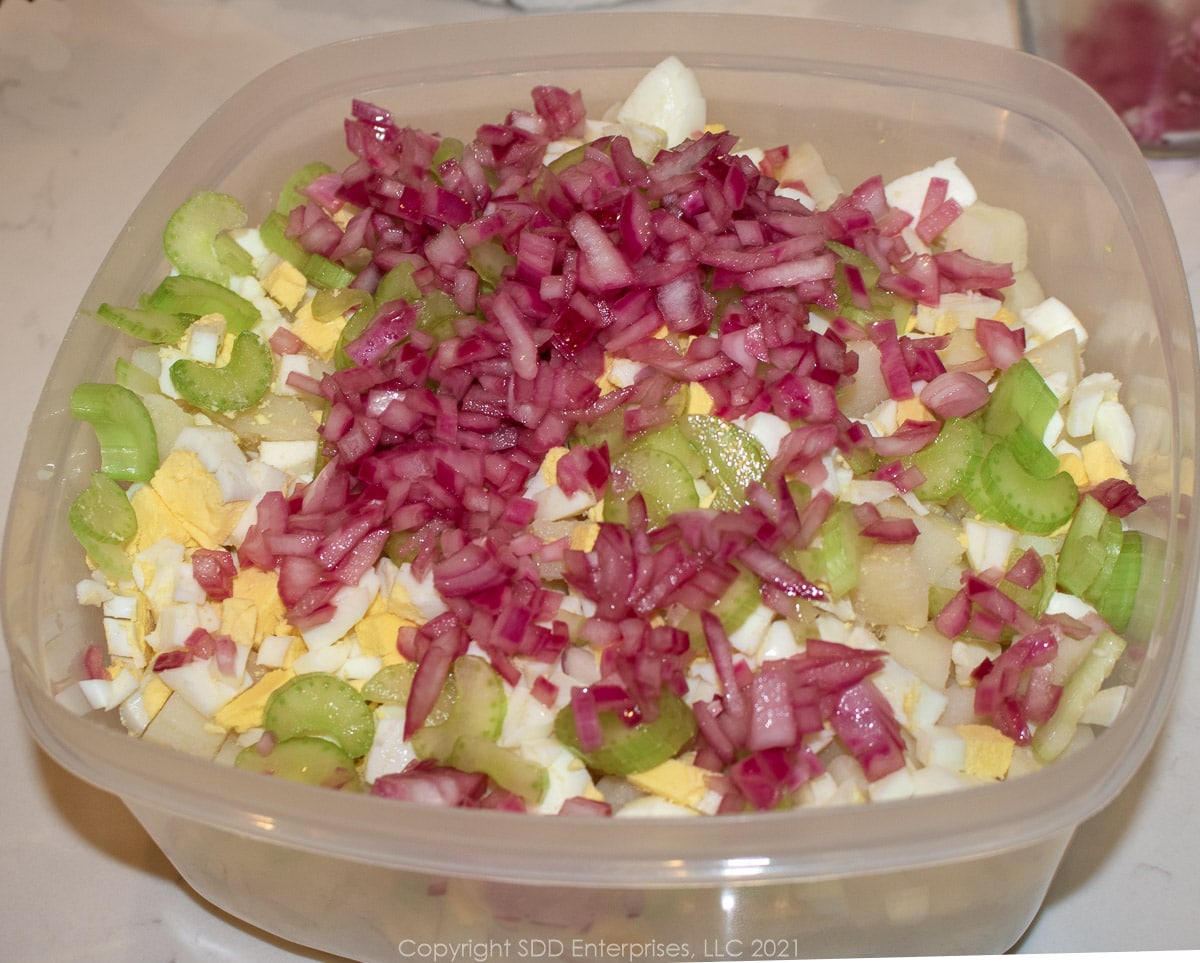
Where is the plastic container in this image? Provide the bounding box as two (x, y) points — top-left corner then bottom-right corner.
(3, 13), (1196, 960)
(1018, 0), (1200, 154)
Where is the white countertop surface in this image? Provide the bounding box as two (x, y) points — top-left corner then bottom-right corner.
(2, 1), (1198, 959)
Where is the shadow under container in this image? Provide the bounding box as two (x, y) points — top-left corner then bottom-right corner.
(3, 13), (1197, 961)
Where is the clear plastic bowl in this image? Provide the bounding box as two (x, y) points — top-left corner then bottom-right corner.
(3, 13), (1196, 960)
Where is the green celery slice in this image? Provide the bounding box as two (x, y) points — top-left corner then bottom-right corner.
(169, 331), (272, 413)
(70, 382), (160, 483)
(908, 416), (983, 502)
(1057, 495), (1121, 597)
(163, 190), (247, 284)
(681, 413), (770, 511)
(68, 471), (137, 582)
(275, 161), (334, 216)
(262, 672), (376, 759)
(983, 358), (1059, 439)
(978, 440), (1077, 534)
(1094, 531), (1142, 633)
(1032, 630), (1126, 762)
(447, 737), (548, 803)
(259, 210), (309, 269)
(303, 253), (356, 289)
(411, 655), (507, 761)
(94, 302), (190, 345)
(554, 688), (697, 776)
(361, 662), (455, 726)
(605, 445), (699, 529)
(146, 274), (261, 334)
(235, 735), (363, 791)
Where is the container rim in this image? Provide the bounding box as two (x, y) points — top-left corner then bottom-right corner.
(4, 12), (1197, 888)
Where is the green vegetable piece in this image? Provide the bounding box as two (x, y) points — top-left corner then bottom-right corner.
(375, 261), (422, 305)
(146, 274), (261, 334)
(813, 501), (862, 598)
(214, 232), (256, 278)
(259, 210), (309, 269)
(1094, 531), (1143, 633)
(163, 190), (247, 284)
(235, 736), (363, 791)
(361, 662), (456, 727)
(1057, 495), (1122, 597)
(681, 413), (770, 511)
(605, 445), (699, 529)
(68, 471), (137, 582)
(304, 253), (356, 289)
(468, 237), (517, 289)
(978, 440), (1078, 535)
(908, 416), (983, 502)
(262, 672), (376, 759)
(411, 655), (507, 762)
(554, 688), (697, 776)
(416, 289), (462, 343)
(983, 358), (1059, 439)
(312, 288), (373, 324)
(448, 737), (548, 803)
(628, 423), (707, 477)
(94, 302), (189, 345)
(276, 161), (334, 216)
(70, 382), (159, 483)
(169, 330), (272, 413)
(334, 306), (374, 370)
(712, 566), (763, 635)
(1032, 630), (1126, 762)
(113, 357), (161, 397)
(1004, 423), (1060, 479)
(430, 137), (465, 182)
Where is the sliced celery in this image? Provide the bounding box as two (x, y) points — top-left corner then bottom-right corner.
(361, 662), (456, 727)
(275, 161), (334, 216)
(411, 655), (507, 762)
(146, 274), (260, 334)
(1032, 630), (1125, 762)
(262, 672), (377, 759)
(467, 237), (517, 289)
(70, 382), (159, 483)
(554, 689), (697, 776)
(163, 190), (247, 284)
(259, 210), (309, 269)
(813, 501), (862, 598)
(1095, 531), (1142, 633)
(978, 440), (1077, 534)
(448, 737), (548, 803)
(605, 445), (699, 529)
(94, 302), (189, 345)
(983, 358), (1059, 439)
(68, 471), (137, 582)
(235, 735), (363, 791)
(303, 253), (356, 289)
(908, 416), (983, 502)
(169, 331), (272, 413)
(682, 413), (770, 511)
(312, 288), (373, 324)
(1057, 495), (1121, 597)
(712, 566), (763, 635)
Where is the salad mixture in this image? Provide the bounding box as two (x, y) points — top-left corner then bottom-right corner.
(68, 58), (1151, 816)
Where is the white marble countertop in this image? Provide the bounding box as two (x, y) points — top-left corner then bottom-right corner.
(1, 1), (1198, 959)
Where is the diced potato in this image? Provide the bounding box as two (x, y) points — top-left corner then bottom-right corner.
(942, 201), (1029, 272)
(852, 544), (929, 628)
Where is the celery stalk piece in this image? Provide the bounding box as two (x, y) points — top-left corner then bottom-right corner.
(682, 413), (770, 511)
(94, 302), (190, 345)
(275, 161), (334, 216)
(146, 274), (261, 334)
(908, 416), (983, 502)
(412, 655), (507, 758)
(259, 210), (310, 269)
(68, 471), (137, 582)
(163, 190), (248, 284)
(70, 382), (160, 483)
(554, 688), (697, 776)
(1032, 630), (1126, 762)
(983, 357), (1059, 438)
(262, 672), (377, 759)
(169, 331), (273, 413)
(978, 440), (1078, 534)
(235, 736), (364, 791)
